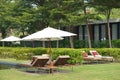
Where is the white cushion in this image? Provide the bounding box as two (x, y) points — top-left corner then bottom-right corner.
(42, 54), (49, 57)
(87, 55), (94, 58)
(95, 55), (102, 58)
(102, 56), (113, 59)
(59, 55), (70, 58)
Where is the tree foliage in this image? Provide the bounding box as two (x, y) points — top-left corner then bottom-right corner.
(0, 0), (120, 48)
(90, 0), (120, 48)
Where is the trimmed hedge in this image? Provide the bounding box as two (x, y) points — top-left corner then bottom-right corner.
(0, 47), (47, 60)
(0, 47), (120, 64)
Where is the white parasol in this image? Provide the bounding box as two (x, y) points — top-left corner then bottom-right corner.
(22, 27), (76, 40)
(1, 36), (21, 42)
(22, 27), (76, 73)
(0, 36), (21, 47)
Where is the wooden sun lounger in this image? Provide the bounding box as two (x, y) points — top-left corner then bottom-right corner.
(90, 50), (114, 62)
(53, 55), (70, 66)
(19, 56), (49, 68)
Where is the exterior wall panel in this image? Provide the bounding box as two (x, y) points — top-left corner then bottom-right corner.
(78, 22), (120, 41)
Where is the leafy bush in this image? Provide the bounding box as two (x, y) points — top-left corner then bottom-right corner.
(112, 40), (120, 48)
(0, 47), (12, 58)
(0, 47), (120, 64)
(73, 40), (120, 48)
(52, 48), (82, 64)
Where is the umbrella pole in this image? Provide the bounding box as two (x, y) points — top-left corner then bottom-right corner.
(24, 41), (26, 47)
(42, 41), (45, 48)
(48, 40), (54, 73)
(2, 42), (4, 47)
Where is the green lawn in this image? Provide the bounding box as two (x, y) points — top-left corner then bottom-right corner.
(0, 63), (120, 80)
(0, 58), (30, 63)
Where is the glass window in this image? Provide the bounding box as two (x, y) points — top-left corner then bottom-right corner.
(112, 24), (117, 40)
(101, 25), (106, 40)
(79, 26), (83, 40)
(94, 25), (99, 41)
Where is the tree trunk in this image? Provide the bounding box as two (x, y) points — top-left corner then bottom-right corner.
(69, 36), (74, 48)
(56, 26), (61, 48)
(86, 22), (91, 48)
(68, 26), (74, 48)
(106, 9), (112, 48)
(22, 31), (25, 36)
(84, 7), (92, 48)
(1, 27), (6, 38)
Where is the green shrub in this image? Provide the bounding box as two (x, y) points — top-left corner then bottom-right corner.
(52, 48), (82, 64)
(112, 40), (120, 48)
(0, 47), (12, 58)
(0, 47), (120, 64)
(11, 47), (48, 60)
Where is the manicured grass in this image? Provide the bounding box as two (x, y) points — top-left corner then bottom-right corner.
(0, 63), (120, 80)
(0, 58), (30, 63)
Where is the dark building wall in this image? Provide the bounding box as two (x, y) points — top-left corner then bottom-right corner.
(76, 22), (120, 41)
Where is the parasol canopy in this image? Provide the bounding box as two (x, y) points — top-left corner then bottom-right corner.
(1, 36), (21, 42)
(0, 36), (21, 47)
(22, 27), (76, 41)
